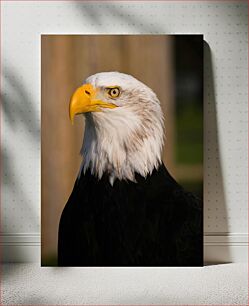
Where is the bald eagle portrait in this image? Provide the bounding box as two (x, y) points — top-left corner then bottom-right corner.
(58, 72), (203, 266)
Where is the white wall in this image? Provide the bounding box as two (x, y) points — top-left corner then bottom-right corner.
(1, 1), (248, 263)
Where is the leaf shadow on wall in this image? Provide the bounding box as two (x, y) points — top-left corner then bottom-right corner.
(1, 67), (39, 270)
(74, 2), (164, 33)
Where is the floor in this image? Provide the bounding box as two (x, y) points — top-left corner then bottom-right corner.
(2, 263), (248, 305)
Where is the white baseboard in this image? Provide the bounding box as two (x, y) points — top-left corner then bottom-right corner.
(1, 232), (248, 263)
(204, 232), (248, 263)
(1, 233), (41, 263)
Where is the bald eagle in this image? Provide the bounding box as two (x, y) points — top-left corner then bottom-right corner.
(58, 72), (203, 266)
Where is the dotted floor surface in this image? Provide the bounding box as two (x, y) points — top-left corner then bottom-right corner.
(2, 263), (248, 305)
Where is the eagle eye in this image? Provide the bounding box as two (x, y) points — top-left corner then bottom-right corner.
(106, 87), (120, 98)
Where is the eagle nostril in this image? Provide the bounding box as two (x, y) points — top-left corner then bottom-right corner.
(85, 90), (90, 96)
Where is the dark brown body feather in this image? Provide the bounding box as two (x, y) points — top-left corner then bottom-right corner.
(58, 164), (203, 266)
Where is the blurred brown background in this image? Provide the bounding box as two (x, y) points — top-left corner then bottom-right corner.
(41, 35), (203, 265)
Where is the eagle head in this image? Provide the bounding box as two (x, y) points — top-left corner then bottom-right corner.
(69, 72), (164, 184)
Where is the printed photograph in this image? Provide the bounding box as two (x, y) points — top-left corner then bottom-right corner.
(41, 35), (203, 266)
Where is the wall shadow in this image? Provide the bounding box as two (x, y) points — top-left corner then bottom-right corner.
(203, 42), (230, 264)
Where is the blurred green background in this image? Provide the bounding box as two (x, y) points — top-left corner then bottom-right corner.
(174, 36), (203, 197)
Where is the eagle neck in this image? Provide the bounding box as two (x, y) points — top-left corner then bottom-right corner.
(80, 108), (164, 185)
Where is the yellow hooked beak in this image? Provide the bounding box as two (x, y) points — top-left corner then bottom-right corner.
(69, 83), (117, 124)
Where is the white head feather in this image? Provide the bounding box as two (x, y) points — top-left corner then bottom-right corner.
(79, 72), (164, 184)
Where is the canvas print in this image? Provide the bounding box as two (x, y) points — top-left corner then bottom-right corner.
(41, 35), (203, 266)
